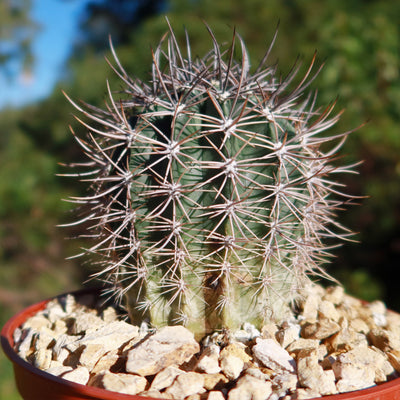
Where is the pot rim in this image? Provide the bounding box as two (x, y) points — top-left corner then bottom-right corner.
(2, 287), (400, 400)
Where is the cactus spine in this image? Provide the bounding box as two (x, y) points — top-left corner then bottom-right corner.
(65, 24), (355, 338)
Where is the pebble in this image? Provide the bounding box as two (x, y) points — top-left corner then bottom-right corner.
(150, 365), (185, 391)
(276, 320), (301, 348)
(196, 344), (221, 374)
(296, 349), (336, 395)
(253, 338), (296, 373)
(126, 326), (200, 376)
(203, 373), (229, 390)
(164, 371), (205, 399)
(62, 366), (90, 385)
(300, 319), (341, 340)
(220, 354), (244, 380)
(228, 374), (273, 400)
(208, 390), (226, 400)
(332, 346), (378, 389)
(89, 371), (147, 395)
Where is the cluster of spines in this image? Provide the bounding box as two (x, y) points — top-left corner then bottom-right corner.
(64, 24), (356, 337)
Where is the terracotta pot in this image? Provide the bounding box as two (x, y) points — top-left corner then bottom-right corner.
(2, 288), (400, 400)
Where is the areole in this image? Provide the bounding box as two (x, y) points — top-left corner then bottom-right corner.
(2, 288), (400, 400)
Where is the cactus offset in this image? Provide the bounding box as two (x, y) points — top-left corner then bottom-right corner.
(65, 25), (355, 337)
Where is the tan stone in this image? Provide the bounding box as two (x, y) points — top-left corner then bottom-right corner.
(91, 349), (120, 374)
(318, 300), (340, 322)
(323, 286), (345, 305)
(297, 349), (336, 395)
(23, 315), (52, 331)
(31, 348), (52, 370)
(203, 373), (229, 391)
(220, 355), (244, 380)
(164, 372), (205, 400)
(78, 343), (109, 370)
(300, 319), (340, 340)
(185, 395), (202, 400)
(388, 352), (400, 373)
(62, 366), (90, 385)
(332, 347), (377, 387)
(228, 375), (272, 400)
(272, 373), (297, 393)
(368, 328), (400, 352)
(220, 342), (251, 363)
(51, 333), (78, 363)
(71, 311), (106, 335)
(150, 366), (185, 391)
(348, 318), (369, 334)
(386, 310), (400, 335)
(252, 338), (296, 373)
(45, 300), (67, 323)
(276, 321), (301, 348)
(336, 379), (375, 393)
(286, 338), (319, 356)
(300, 293), (320, 320)
(102, 306), (119, 323)
(208, 390), (225, 400)
(139, 390), (165, 399)
(126, 326), (200, 376)
(292, 388), (321, 399)
(260, 323), (279, 342)
(44, 361), (73, 376)
(89, 371), (147, 395)
(245, 367), (270, 381)
(196, 344), (221, 374)
(325, 327), (368, 353)
(53, 319), (68, 336)
(17, 328), (35, 360)
(67, 320), (139, 353)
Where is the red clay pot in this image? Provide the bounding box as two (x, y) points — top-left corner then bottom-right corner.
(2, 288), (400, 400)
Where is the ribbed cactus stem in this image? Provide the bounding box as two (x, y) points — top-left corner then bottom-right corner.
(65, 23), (356, 338)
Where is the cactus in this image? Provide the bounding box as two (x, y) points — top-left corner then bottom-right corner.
(65, 24), (356, 338)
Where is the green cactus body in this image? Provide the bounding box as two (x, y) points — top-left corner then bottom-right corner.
(66, 25), (355, 338)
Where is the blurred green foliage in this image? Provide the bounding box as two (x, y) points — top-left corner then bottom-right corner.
(1, 0), (399, 397)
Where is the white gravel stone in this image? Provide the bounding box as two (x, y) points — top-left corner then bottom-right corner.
(72, 311), (106, 334)
(102, 306), (119, 323)
(44, 361), (73, 376)
(46, 300), (67, 323)
(91, 349), (120, 374)
(62, 366), (90, 385)
(67, 320), (139, 353)
(297, 349), (337, 396)
(17, 328), (35, 360)
(336, 379), (375, 393)
(318, 300), (340, 322)
(22, 315), (52, 331)
(233, 323), (260, 343)
(164, 371), (205, 399)
(253, 338), (296, 373)
(323, 286), (345, 305)
(208, 390), (226, 400)
(150, 365), (185, 391)
(52, 333), (77, 363)
(89, 371), (147, 395)
(32, 348), (52, 370)
(272, 373), (298, 394)
(332, 347), (377, 388)
(126, 326), (200, 376)
(286, 338), (319, 355)
(276, 320), (301, 348)
(228, 375), (272, 400)
(196, 344), (221, 374)
(220, 355), (244, 380)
